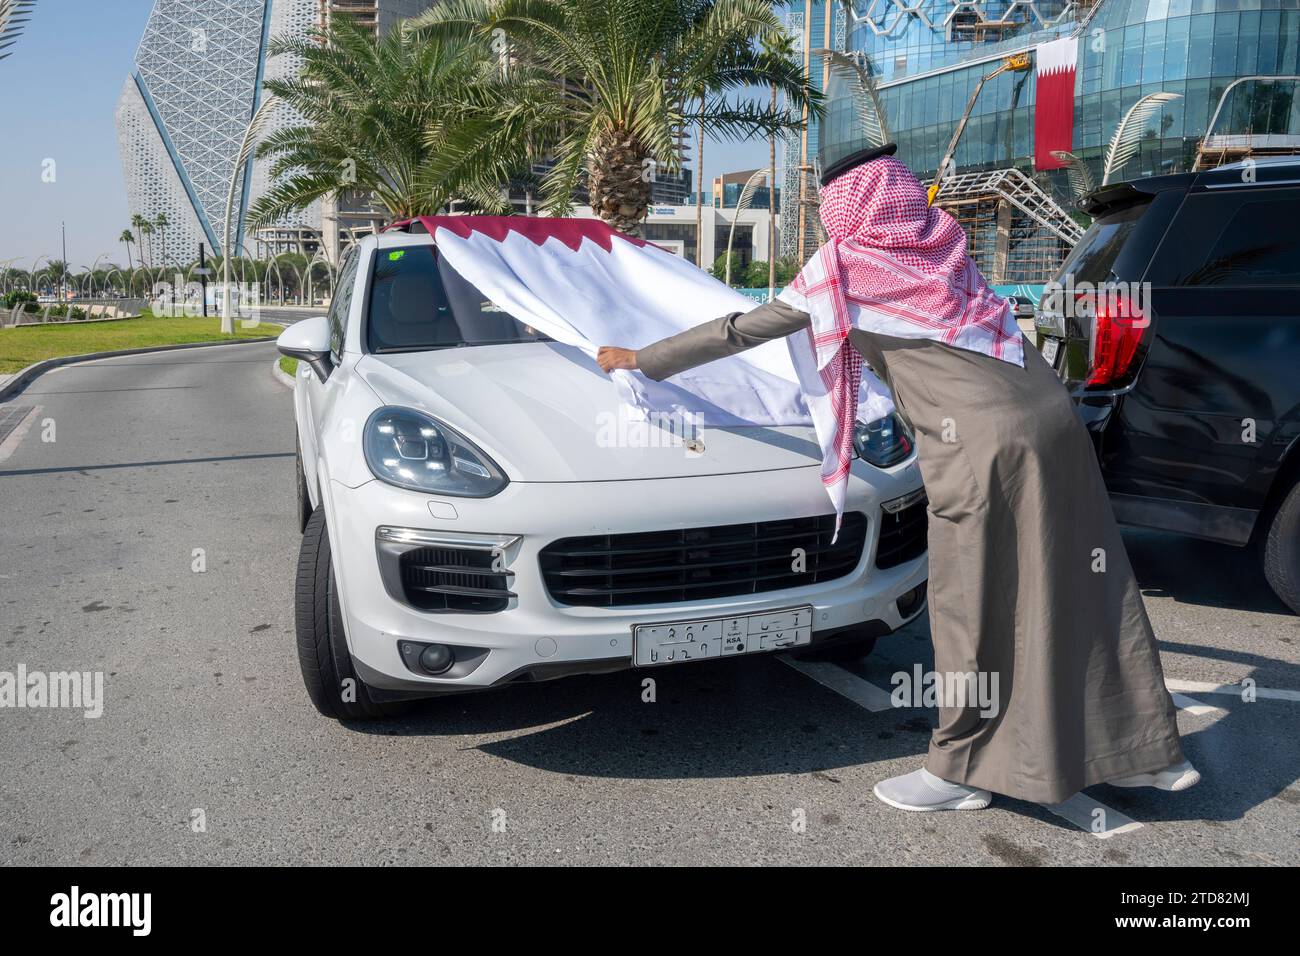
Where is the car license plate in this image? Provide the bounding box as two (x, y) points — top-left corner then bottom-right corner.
(633, 605), (812, 667)
(1040, 335), (1061, 367)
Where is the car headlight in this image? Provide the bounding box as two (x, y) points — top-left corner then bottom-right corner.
(363, 407), (507, 497)
(853, 413), (914, 468)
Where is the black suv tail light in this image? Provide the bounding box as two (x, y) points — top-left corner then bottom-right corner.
(1082, 290), (1148, 388)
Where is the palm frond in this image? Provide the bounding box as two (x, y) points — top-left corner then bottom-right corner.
(1052, 150), (1096, 202)
(0, 0), (36, 61)
(816, 48), (889, 147)
(1102, 91), (1181, 185)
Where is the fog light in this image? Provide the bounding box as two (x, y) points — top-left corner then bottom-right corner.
(896, 581), (928, 618)
(418, 643), (454, 675)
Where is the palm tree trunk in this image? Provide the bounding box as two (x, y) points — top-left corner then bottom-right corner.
(768, 83), (777, 298)
(695, 108), (704, 267)
(587, 129), (652, 235)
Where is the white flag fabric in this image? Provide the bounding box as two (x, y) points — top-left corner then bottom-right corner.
(418, 216), (895, 432)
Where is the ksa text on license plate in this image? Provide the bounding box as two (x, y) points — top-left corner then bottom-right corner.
(633, 606), (812, 667)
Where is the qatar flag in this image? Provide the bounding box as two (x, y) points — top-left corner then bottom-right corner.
(1034, 36), (1078, 171)
(402, 215), (895, 523)
(415, 216), (893, 433)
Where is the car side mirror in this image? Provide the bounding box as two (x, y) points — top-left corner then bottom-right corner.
(277, 316), (333, 383)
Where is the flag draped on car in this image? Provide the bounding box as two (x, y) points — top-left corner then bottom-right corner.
(413, 216), (895, 438)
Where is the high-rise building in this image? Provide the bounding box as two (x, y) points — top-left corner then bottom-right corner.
(116, 0), (438, 268)
(780, 1), (849, 262)
(818, 0), (1300, 281)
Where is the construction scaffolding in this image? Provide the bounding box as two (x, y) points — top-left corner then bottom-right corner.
(931, 168), (1083, 284)
(783, 162), (1081, 284)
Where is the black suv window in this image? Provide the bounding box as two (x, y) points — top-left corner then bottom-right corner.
(1160, 191), (1300, 287)
(1055, 200), (1149, 284)
(365, 244), (550, 353)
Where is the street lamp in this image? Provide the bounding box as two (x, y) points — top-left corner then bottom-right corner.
(724, 169), (771, 288)
(221, 94), (278, 334)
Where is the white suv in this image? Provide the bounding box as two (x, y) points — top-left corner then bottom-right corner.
(278, 221), (929, 719)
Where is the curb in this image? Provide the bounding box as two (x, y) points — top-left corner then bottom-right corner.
(0, 328), (284, 404)
(271, 357), (296, 391)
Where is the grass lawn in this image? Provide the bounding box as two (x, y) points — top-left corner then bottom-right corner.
(0, 314), (281, 374)
(279, 355), (298, 377)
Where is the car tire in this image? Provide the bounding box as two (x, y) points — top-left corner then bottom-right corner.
(1262, 478), (1300, 615)
(795, 633), (878, 662)
(295, 507), (414, 720)
(294, 440), (312, 533)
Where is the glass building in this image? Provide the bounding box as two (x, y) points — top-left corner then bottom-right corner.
(115, 0), (438, 266)
(820, 0), (1300, 196)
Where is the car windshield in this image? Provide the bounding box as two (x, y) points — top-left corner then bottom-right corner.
(366, 244), (551, 353)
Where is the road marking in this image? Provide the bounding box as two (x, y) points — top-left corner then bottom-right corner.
(782, 657), (1146, 838)
(780, 657), (896, 712)
(1170, 692), (1224, 717)
(1044, 793), (1143, 839)
(1166, 678), (1300, 703)
(0, 404), (39, 465)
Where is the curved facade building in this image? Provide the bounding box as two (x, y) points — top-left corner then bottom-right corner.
(115, 0), (437, 266)
(821, 0), (1300, 189)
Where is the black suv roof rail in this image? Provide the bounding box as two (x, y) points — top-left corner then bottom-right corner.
(1083, 155), (1300, 216)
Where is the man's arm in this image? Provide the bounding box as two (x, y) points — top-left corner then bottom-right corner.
(633, 298), (811, 381)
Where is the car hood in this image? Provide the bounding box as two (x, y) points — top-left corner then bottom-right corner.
(356, 343), (823, 482)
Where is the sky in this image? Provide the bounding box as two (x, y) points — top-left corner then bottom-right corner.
(0, 0), (770, 271)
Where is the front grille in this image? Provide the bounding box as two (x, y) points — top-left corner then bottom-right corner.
(539, 513), (867, 608)
(397, 546), (512, 613)
(876, 496), (928, 569)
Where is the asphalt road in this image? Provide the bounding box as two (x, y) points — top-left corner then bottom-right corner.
(0, 341), (1296, 866)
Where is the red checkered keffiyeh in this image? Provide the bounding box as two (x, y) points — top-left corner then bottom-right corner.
(777, 156), (1024, 531)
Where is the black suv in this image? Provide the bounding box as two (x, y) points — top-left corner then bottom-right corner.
(1035, 157), (1300, 614)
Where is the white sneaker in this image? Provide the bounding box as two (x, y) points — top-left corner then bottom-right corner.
(872, 767), (993, 811)
(1109, 760), (1201, 791)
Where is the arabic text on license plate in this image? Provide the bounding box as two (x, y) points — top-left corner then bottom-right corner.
(1041, 336), (1061, 366)
(633, 606), (812, 667)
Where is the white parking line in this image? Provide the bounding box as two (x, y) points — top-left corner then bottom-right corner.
(781, 657), (1145, 838)
(780, 657), (896, 712)
(1166, 678), (1300, 703)
(1044, 793), (1143, 839)
(1170, 692), (1225, 717)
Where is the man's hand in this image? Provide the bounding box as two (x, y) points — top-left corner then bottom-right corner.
(596, 346), (638, 373)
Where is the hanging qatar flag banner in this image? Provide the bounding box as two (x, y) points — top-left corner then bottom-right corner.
(1034, 36), (1078, 171)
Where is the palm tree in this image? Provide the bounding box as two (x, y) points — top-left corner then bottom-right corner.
(119, 229), (135, 272)
(130, 214), (148, 269)
(413, 0), (821, 235)
(46, 259), (70, 299)
(759, 26), (795, 294)
(249, 18), (527, 227)
(154, 212), (170, 270)
(140, 220), (155, 271)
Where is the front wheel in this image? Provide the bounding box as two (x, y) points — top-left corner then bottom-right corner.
(295, 507), (414, 719)
(1262, 479), (1300, 615)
